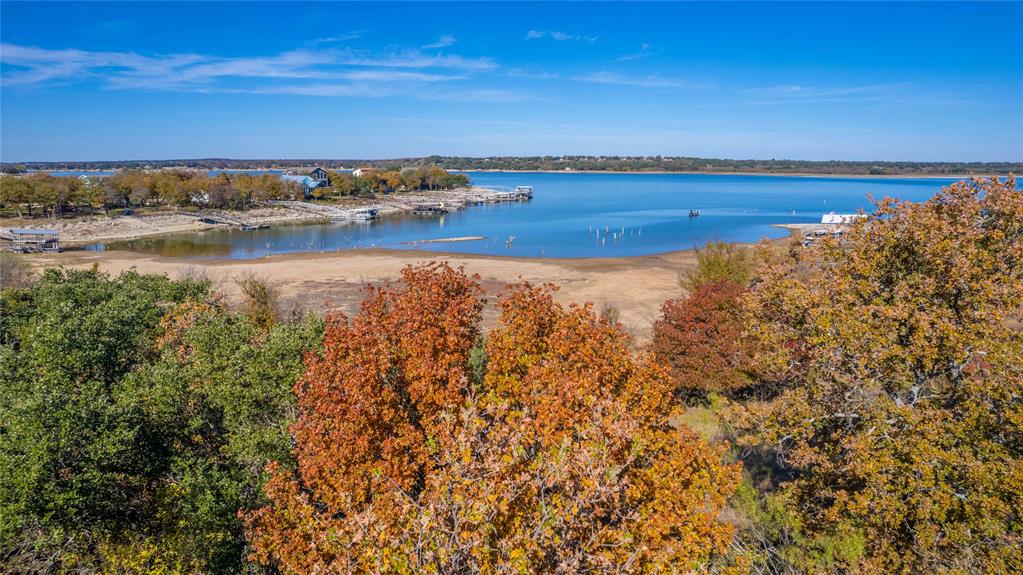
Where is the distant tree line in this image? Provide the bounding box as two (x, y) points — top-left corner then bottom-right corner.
(4, 156), (1020, 176)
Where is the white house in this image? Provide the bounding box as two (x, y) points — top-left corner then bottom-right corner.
(821, 213), (866, 224)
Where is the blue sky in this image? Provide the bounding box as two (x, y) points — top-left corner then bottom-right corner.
(1, 2), (1021, 162)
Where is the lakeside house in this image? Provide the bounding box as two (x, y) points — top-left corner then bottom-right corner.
(821, 213), (866, 224)
(351, 167), (376, 178)
(280, 166), (330, 198)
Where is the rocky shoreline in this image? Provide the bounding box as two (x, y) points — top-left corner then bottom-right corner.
(0, 187), (509, 247)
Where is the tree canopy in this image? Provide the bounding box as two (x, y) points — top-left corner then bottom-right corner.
(244, 265), (740, 574)
(735, 176), (1023, 573)
(0, 268), (321, 574)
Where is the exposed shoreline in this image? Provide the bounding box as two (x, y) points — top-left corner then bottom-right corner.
(13, 229), (793, 343)
(20, 245), (708, 344)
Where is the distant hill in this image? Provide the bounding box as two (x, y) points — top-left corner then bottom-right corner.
(3, 156), (1020, 176)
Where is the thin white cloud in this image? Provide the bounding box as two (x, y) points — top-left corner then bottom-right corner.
(508, 67), (710, 90)
(743, 83), (931, 104)
(422, 35), (457, 49)
(338, 49), (496, 70)
(572, 71), (712, 90)
(311, 32), (364, 44)
(0, 44), (205, 86)
(507, 68), (561, 80)
(525, 30), (598, 42)
(419, 88), (541, 103)
(616, 43), (653, 62)
(0, 42), (522, 103)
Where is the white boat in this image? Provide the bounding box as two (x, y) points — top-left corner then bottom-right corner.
(513, 185), (534, 199)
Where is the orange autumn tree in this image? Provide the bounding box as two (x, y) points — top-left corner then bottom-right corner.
(740, 177), (1023, 573)
(244, 265), (740, 574)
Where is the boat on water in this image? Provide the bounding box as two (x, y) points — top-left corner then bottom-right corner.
(513, 185), (534, 200)
(689, 209), (701, 217)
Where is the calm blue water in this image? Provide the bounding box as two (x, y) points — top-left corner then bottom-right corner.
(96, 172), (958, 259)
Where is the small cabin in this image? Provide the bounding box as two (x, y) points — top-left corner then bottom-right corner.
(9, 228), (61, 252)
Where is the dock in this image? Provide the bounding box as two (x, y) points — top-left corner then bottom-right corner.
(2, 228), (62, 253)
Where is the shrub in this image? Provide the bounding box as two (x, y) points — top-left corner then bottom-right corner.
(0, 252), (35, 290)
(235, 272), (280, 330)
(681, 240), (755, 291)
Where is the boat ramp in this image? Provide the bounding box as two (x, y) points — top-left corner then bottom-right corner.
(180, 210), (269, 230)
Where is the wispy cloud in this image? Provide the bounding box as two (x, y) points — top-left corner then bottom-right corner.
(311, 32), (364, 44)
(508, 67), (712, 91)
(507, 68), (561, 80)
(573, 71), (712, 90)
(422, 35), (456, 49)
(615, 43), (653, 62)
(339, 49), (496, 70)
(525, 30), (598, 42)
(0, 42), (522, 103)
(419, 88), (540, 103)
(740, 82), (953, 105)
(0, 44), (205, 86)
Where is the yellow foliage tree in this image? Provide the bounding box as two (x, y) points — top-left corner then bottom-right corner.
(740, 177), (1023, 573)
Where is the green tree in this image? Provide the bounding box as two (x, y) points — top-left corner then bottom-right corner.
(0, 269), (210, 571)
(117, 301), (322, 572)
(0, 268), (321, 574)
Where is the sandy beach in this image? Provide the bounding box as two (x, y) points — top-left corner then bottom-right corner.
(21, 247), (696, 344)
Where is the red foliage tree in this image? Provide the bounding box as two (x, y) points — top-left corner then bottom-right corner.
(651, 280), (753, 396)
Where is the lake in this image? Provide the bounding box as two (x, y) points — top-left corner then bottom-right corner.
(97, 172), (960, 259)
